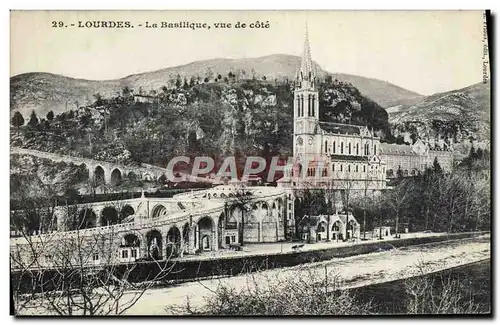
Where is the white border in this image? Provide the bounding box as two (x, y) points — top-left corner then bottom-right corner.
(2, 1), (498, 324)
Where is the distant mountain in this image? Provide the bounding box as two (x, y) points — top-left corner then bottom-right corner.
(10, 54), (421, 118)
(388, 81), (491, 141)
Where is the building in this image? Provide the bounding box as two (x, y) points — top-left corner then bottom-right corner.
(10, 185), (292, 269)
(280, 26), (387, 193)
(380, 138), (454, 178)
(299, 213), (360, 242)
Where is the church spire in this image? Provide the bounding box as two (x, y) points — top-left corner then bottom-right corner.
(298, 23), (314, 83)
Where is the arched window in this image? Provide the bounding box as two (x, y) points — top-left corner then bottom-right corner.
(348, 165), (351, 172)
(332, 163), (335, 171)
(374, 144), (377, 154)
(311, 95), (316, 117)
(355, 165), (358, 172)
(340, 164), (343, 172)
(341, 142), (344, 154)
(301, 95), (304, 116)
(356, 143), (359, 155)
(325, 140), (328, 153)
(333, 141), (336, 153)
(363, 165), (366, 172)
(348, 143), (352, 155)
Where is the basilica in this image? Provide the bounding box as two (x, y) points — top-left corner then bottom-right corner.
(280, 28), (387, 192)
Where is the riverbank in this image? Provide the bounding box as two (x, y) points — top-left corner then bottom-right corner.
(124, 234), (490, 315)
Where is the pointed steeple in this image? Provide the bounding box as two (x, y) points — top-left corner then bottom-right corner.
(298, 23), (315, 83)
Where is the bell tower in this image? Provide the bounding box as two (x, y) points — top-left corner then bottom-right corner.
(293, 24), (319, 162)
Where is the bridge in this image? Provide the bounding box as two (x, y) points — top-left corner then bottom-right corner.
(10, 185), (294, 269)
(11, 147), (217, 185)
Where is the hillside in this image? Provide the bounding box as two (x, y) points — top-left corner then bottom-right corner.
(11, 78), (391, 171)
(10, 54), (421, 119)
(389, 81), (491, 142)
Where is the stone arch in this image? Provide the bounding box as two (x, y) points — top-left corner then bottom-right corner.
(197, 216), (214, 251)
(316, 221), (328, 241)
(331, 220), (343, 241)
(166, 226), (182, 257)
(80, 163), (91, 181)
(94, 165), (105, 185)
(146, 229), (163, 260)
(110, 168), (122, 186)
(347, 220), (357, 239)
(101, 206), (119, 226)
(151, 204), (168, 219)
(121, 205), (135, 222)
(121, 233), (141, 247)
(260, 202), (271, 220)
(70, 208), (97, 230)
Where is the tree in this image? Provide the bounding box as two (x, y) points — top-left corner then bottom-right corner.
(46, 110), (55, 122)
(11, 111), (24, 133)
(227, 184), (254, 247)
(27, 110), (39, 128)
(432, 157), (443, 175)
(175, 75), (182, 89)
(387, 179), (413, 238)
(10, 202), (174, 315)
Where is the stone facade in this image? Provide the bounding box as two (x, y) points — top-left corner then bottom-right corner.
(299, 213), (360, 242)
(380, 139), (454, 177)
(10, 186), (291, 269)
(279, 26), (387, 193)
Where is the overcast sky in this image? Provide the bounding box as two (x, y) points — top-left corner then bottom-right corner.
(10, 10), (487, 95)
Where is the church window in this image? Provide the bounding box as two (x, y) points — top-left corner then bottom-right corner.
(332, 163), (335, 171)
(325, 141), (328, 153)
(348, 165), (351, 172)
(340, 164), (343, 172)
(301, 95), (304, 116)
(348, 143), (352, 155)
(356, 143), (359, 155)
(363, 165), (366, 172)
(341, 142), (344, 154)
(374, 144), (377, 154)
(333, 141), (336, 153)
(312, 95), (315, 117)
(322, 168), (327, 177)
(355, 165), (358, 172)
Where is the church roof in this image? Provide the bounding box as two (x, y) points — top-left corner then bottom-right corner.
(379, 143), (418, 155)
(329, 154), (368, 162)
(318, 122), (362, 135)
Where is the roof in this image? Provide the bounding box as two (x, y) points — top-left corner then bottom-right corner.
(329, 154), (368, 162)
(379, 143), (417, 155)
(318, 122), (361, 135)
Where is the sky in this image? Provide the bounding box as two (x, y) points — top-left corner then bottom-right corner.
(10, 10), (487, 95)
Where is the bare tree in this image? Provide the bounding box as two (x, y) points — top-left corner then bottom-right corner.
(10, 204), (174, 315)
(386, 179), (413, 238)
(226, 184), (254, 247)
